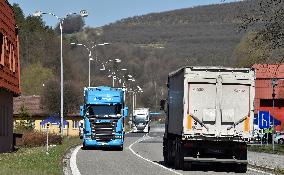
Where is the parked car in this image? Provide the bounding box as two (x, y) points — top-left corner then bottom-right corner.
(275, 133), (284, 144)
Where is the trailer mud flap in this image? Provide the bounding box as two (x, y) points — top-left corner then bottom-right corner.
(184, 157), (247, 164)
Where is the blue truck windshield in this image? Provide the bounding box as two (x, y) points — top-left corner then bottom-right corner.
(88, 105), (122, 115)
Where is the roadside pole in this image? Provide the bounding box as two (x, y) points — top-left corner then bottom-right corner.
(260, 129), (263, 146)
(46, 123), (50, 155)
(266, 132), (268, 146)
(272, 78), (276, 152)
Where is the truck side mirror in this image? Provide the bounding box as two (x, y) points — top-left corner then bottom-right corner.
(160, 99), (166, 110)
(80, 105), (84, 117)
(123, 106), (128, 117)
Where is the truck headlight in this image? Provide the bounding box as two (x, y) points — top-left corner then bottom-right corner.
(115, 135), (122, 139)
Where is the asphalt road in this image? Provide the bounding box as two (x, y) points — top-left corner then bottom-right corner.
(76, 125), (271, 175)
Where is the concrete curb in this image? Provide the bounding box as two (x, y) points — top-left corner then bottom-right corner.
(62, 143), (82, 175)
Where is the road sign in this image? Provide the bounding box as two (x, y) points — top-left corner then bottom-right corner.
(258, 111), (270, 129)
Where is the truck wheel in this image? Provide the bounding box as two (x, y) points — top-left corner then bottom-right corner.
(82, 142), (87, 150)
(118, 146), (123, 151)
(167, 139), (174, 166)
(279, 139), (284, 144)
(174, 141), (184, 170)
(163, 138), (168, 165)
(235, 164), (247, 173)
(184, 162), (192, 171)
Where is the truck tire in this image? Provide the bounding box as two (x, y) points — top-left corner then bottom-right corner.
(235, 164), (247, 173)
(118, 146), (123, 151)
(164, 138), (174, 167)
(279, 139), (284, 144)
(82, 142), (87, 150)
(174, 140), (184, 170)
(163, 138), (168, 165)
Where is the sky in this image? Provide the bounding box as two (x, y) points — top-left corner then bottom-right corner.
(8, 0), (239, 28)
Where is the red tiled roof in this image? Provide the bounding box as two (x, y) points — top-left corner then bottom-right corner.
(13, 95), (45, 116)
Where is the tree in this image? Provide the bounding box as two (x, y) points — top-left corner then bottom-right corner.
(55, 15), (85, 34)
(241, 0), (284, 63)
(14, 105), (34, 133)
(21, 63), (54, 95)
(234, 32), (273, 67)
(41, 79), (83, 115)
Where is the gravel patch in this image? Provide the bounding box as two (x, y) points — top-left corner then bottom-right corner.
(248, 151), (284, 170)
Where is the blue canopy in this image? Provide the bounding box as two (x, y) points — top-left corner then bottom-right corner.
(254, 114), (281, 126)
(40, 114), (68, 126)
(150, 112), (161, 115)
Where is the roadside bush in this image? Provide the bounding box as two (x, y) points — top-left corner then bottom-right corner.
(17, 131), (62, 147)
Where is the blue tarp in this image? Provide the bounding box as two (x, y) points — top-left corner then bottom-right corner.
(254, 113), (281, 126)
(40, 114), (68, 126)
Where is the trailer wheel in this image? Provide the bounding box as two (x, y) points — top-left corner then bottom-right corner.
(165, 139), (174, 166)
(174, 140), (184, 170)
(235, 164), (247, 173)
(163, 138), (168, 165)
(184, 162), (192, 171)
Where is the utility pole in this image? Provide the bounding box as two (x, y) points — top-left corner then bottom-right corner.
(272, 78), (277, 151)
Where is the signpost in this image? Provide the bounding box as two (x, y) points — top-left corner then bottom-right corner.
(258, 111), (270, 146)
(46, 122), (50, 155)
(258, 111), (270, 129)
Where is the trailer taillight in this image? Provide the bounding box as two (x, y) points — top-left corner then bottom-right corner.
(187, 114), (192, 130)
(184, 143), (193, 148)
(238, 144), (247, 150)
(244, 116), (250, 132)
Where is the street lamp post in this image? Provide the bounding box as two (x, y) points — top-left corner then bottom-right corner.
(70, 42), (109, 87)
(70, 43), (93, 87)
(34, 10), (88, 137)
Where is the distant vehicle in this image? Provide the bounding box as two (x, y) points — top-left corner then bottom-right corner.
(275, 133), (284, 144)
(80, 86), (128, 150)
(132, 108), (150, 133)
(161, 67), (255, 173)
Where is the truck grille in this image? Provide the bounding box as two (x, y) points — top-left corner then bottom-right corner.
(89, 118), (117, 141)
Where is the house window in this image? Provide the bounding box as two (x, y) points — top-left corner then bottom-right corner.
(73, 121), (79, 129)
(64, 123), (68, 129)
(260, 99), (284, 107)
(41, 124), (46, 129)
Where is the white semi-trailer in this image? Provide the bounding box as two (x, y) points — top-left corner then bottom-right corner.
(161, 67), (255, 172)
(132, 108), (150, 133)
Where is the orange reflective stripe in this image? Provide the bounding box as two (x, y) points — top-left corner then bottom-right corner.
(244, 116), (250, 132)
(187, 114), (192, 129)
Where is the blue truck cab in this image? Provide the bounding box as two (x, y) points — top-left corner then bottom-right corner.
(80, 86), (128, 150)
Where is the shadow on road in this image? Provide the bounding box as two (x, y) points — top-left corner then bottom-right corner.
(126, 133), (146, 138)
(153, 160), (238, 173)
(80, 146), (123, 151)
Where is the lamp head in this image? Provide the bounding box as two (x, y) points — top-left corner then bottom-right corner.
(80, 10), (88, 17)
(33, 11), (42, 17)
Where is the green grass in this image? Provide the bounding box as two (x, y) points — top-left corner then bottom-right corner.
(0, 137), (81, 175)
(248, 144), (284, 155)
(274, 167), (284, 175)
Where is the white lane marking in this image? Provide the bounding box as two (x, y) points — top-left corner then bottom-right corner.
(128, 134), (183, 175)
(70, 145), (82, 175)
(248, 167), (275, 175)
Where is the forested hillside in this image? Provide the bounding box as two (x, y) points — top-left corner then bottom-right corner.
(14, 0), (281, 112)
(80, 1), (256, 110)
